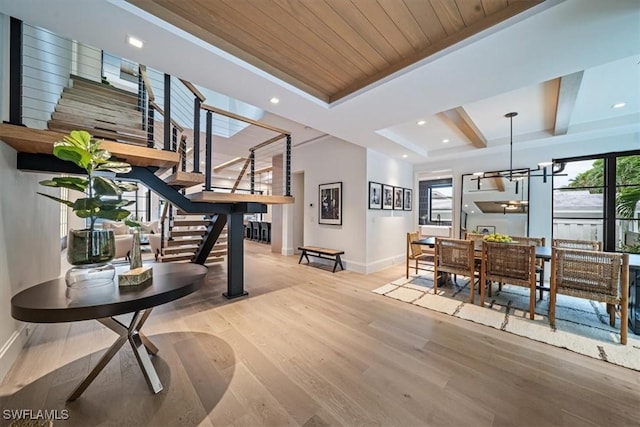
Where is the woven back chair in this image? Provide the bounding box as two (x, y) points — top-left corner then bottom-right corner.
(405, 232), (435, 278)
(550, 248), (629, 344)
(510, 236), (546, 299)
(552, 238), (602, 251)
(480, 241), (537, 319)
(434, 238), (477, 302)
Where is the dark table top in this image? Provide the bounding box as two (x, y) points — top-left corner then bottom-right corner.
(11, 263), (208, 323)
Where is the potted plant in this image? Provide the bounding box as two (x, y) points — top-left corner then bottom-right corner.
(38, 130), (138, 286)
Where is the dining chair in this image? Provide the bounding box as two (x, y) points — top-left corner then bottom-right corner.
(434, 238), (477, 303)
(406, 231), (435, 279)
(464, 232), (485, 250)
(480, 241), (537, 319)
(510, 236), (546, 300)
(552, 238), (602, 251)
(549, 248), (629, 344)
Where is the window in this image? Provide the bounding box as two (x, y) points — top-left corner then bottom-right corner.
(419, 179), (452, 225)
(552, 150), (640, 252)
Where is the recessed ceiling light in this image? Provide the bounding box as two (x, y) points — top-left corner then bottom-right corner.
(402, 154), (408, 158)
(127, 36), (143, 49)
(612, 102), (626, 109)
(442, 139), (449, 143)
(417, 120), (426, 126)
(270, 97), (280, 104)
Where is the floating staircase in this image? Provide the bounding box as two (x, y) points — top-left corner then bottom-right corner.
(48, 75), (148, 146)
(159, 215), (228, 265)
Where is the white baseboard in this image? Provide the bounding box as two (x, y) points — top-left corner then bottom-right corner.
(365, 254), (406, 274)
(0, 323), (35, 382)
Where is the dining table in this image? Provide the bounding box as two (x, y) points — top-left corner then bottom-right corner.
(413, 237), (640, 297)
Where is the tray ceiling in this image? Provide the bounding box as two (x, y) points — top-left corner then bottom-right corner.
(127, 0), (544, 103)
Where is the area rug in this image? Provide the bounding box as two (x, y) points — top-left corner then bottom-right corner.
(373, 273), (640, 371)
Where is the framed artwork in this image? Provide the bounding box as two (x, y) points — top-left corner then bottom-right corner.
(368, 182), (382, 209)
(319, 182), (342, 225)
(476, 225), (496, 235)
(403, 188), (412, 211)
(382, 184), (394, 210)
(393, 186), (403, 210)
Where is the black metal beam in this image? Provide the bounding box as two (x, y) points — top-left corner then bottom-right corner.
(205, 111), (212, 190)
(16, 153), (267, 215)
(604, 156), (617, 252)
(9, 18), (23, 125)
(163, 73), (171, 151)
(224, 211), (248, 299)
(193, 214), (226, 265)
(193, 97), (201, 173)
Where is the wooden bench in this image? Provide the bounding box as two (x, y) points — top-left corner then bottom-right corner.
(298, 246), (344, 273)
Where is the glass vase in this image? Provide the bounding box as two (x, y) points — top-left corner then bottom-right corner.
(65, 229), (116, 288)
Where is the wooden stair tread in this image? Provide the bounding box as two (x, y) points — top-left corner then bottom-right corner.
(62, 87), (139, 111)
(166, 238), (202, 247)
(57, 99), (142, 125)
(172, 220), (210, 227)
(164, 171), (205, 187)
(59, 91), (139, 115)
(188, 192), (295, 204)
(70, 74), (139, 98)
(0, 124), (178, 168)
(170, 230), (206, 237)
(163, 246), (197, 255)
(51, 111), (146, 138)
(68, 81), (139, 104)
(48, 122), (148, 146)
(160, 254), (193, 262)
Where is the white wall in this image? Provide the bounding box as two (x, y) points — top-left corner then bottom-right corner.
(365, 149), (415, 273)
(0, 13), (62, 382)
(292, 136), (367, 272)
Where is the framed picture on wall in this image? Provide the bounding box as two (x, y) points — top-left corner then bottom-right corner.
(393, 186), (403, 210)
(476, 225), (496, 235)
(319, 182), (342, 225)
(368, 182), (382, 209)
(382, 184), (394, 210)
(403, 188), (412, 211)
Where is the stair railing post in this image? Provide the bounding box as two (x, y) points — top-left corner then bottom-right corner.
(147, 107), (155, 148)
(204, 111), (213, 191)
(137, 66), (145, 117)
(250, 150), (255, 194)
(285, 134), (292, 196)
(193, 97), (201, 173)
(9, 17), (23, 126)
(172, 126), (178, 174)
(163, 73), (171, 151)
(180, 136), (187, 172)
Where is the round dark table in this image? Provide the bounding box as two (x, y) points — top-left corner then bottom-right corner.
(11, 263), (208, 401)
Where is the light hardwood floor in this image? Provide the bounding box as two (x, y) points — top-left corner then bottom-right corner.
(1, 242), (639, 426)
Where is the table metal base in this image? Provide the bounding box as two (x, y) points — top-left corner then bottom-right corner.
(67, 308), (160, 401)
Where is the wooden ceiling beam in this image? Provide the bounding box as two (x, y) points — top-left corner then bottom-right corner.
(554, 71), (584, 135)
(439, 107), (487, 148)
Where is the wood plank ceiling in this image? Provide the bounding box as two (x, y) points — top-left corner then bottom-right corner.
(128, 0), (544, 103)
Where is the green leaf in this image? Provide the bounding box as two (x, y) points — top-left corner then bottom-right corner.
(98, 198), (134, 209)
(96, 161), (132, 174)
(93, 149), (112, 162)
(53, 145), (93, 170)
(39, 176), (88, 192)
(72, 197), (101, 211)
(37, 192), (75, 208)
(96, 209), (131, 221)
(92, 176), (122, 196)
